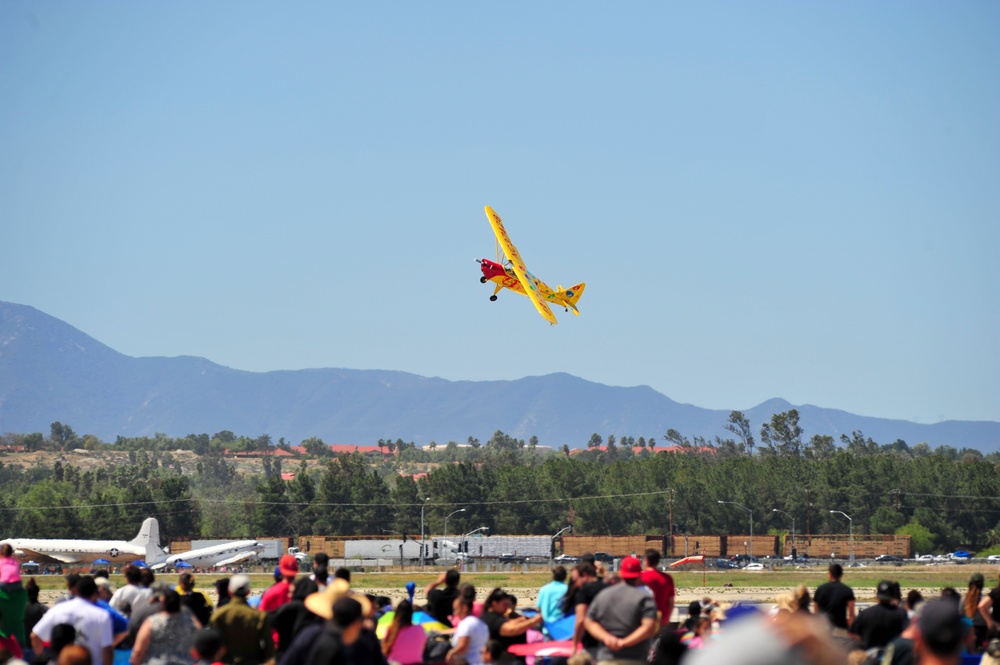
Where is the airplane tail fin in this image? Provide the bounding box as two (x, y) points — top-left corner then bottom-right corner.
(557, 283), (586, 314)
(130, 518), (167, 565)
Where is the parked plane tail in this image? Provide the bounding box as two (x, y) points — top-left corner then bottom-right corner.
(130, 518), (167, 564)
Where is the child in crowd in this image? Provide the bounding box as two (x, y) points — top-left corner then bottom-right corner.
(191, 628), (225, 665)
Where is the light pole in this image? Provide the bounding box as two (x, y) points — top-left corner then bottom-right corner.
(718, 501), (753, 562)
(550, 525), (573, 566)
(772, 508), (796, 555)
(463, 526), (489, 560)
(444, 508), (466, 559)
(829, 510), (854, 564)
(420, 497), (431, 571)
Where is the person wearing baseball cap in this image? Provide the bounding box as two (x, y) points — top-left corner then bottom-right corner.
(848, 580), (909, 650)
(259, 555), (300, 613)
(583, 556), (658, 664)
(210, 575), (274, 665)
(917, 599), (966, 662)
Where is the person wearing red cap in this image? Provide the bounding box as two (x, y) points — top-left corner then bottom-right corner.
(258, 555), (300, 613)
(583, 556), (657, 665)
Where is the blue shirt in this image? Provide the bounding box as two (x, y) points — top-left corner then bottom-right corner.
(537, 580), (568, 624)
(97, 599), (129, 637)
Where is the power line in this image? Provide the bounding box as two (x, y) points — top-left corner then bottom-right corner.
(7, 487), (1000, 513)
(0, 489), (678, 512)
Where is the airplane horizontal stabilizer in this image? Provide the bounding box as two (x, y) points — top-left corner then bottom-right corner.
(214, 551), (258, 567)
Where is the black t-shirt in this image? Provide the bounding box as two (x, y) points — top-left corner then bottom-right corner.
(181, 591), (213, 626)
(479, 612), (528, 662)
(849, 602), (909, 649)
(345, 628), (388, 665)
(426, 586), (458, 626)
(272, 600), (322, 656)
(574, 581), (607, 650)
(814, 580), (855, 629)
(24, 601), (48, 635)
(886, 636), (915, 665)
(305, 625), (347, 665)
(990, 587), (1000, 624)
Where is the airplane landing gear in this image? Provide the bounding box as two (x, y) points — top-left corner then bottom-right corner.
(490, 295), (498, 302)
(480, 276), (488, 283)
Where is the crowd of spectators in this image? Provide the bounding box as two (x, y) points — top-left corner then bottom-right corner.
(0, 548), (998, 665)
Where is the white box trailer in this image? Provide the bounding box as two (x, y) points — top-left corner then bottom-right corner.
(453, 535), (550, 558)
(344, 539), (426, 560)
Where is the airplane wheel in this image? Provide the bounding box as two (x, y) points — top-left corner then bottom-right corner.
(490, 295), (498, 302)
(480, 277), (488, 283)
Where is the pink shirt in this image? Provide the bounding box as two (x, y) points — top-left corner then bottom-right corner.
(385, 624), (427, 665)
(0, 556), (20, 584)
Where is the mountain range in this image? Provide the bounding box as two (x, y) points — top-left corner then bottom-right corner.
(1, 300), (998, 451)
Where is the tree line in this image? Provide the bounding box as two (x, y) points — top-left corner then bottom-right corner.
(1, 411), (998, 556)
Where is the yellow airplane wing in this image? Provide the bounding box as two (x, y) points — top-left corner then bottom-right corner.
(485, 206), (558, 324)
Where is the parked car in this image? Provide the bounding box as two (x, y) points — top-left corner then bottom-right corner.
(914, 554), (934, 562)
(987, 554), (1000, 562)
(554, 554), (581, 564)
(730, 555), (760, 564)
(951, 550), (973, 559)
(498, 553), (527, 563)
(875, 555), (904, 564)
(714, 558), (740, 569)
(745, 562), (765, 571)
(593, 552), (617, 564)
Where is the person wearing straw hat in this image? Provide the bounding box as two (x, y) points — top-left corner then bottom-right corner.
(300, 579), (374, 665)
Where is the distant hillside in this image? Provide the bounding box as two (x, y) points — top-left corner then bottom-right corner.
(1, 301), (998, 451)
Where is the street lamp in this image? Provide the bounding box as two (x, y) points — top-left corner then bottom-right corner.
(420, 497), (431, 571)
(463, 526), (489, 560)
(829, 510), (854, 564)
(444, 508), (466, 558)
(772, 508), (796, 554)
(550, 525), (573, 566)
(718, 501), (753, 562)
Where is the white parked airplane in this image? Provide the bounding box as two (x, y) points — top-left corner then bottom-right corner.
(0, 518), (166, 565)
(152, 540), (264, 570)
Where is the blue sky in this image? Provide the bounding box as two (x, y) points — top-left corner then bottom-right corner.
(2, 2), (998, 426)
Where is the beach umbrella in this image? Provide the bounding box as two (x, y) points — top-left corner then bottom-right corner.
(508, 641), (573, 658)
(376, 612), (395, 639)
(131, 560), (149, 568)
(411, 611), (452, 634)
(93, 558), (112, 565)
(376, 610), (450, 638)
(175, 561), (193, 569)
(543, 615), (575, 641)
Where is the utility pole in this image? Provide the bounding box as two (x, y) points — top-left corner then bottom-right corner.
(420, 497), (431, 571)
(668, 488), (674, 557)
(805, 489), (811, 538)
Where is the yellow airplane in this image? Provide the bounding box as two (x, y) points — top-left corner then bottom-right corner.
(477, 206), (585, 325)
